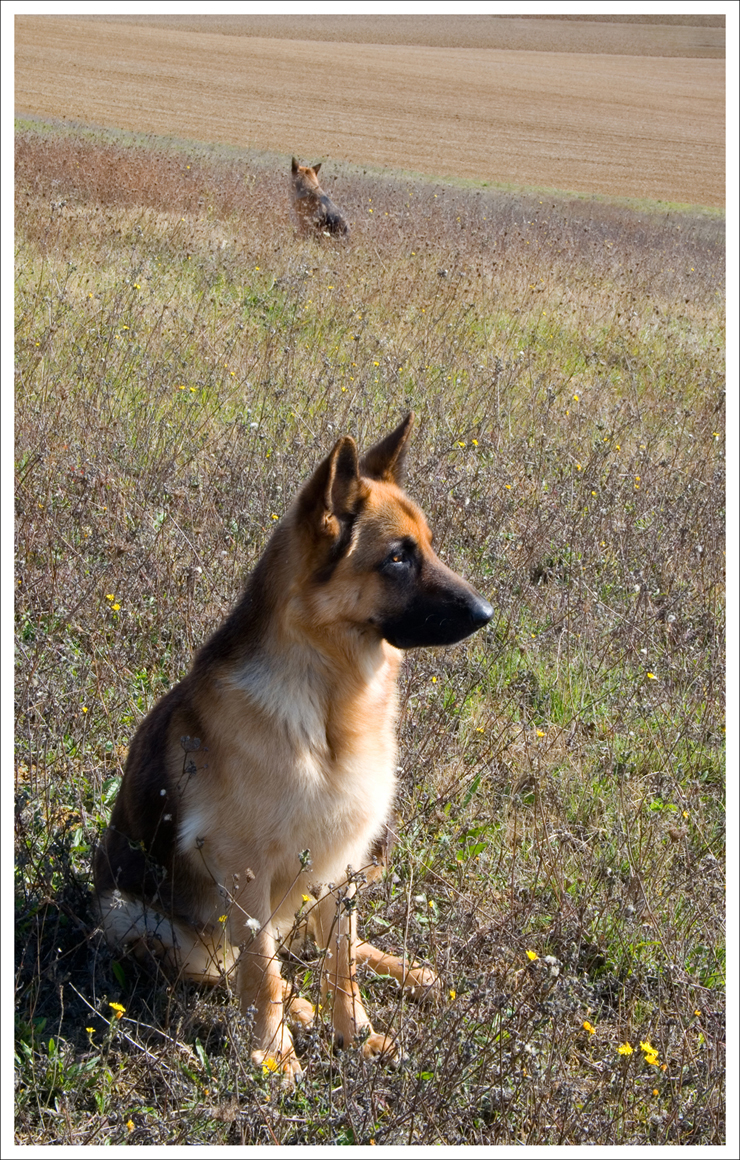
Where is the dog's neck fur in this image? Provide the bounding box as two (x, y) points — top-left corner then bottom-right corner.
(203, 519), (398, 756)
(227, 625), (398, 755)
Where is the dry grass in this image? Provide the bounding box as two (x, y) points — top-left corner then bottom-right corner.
(14, 124), (725, 1146)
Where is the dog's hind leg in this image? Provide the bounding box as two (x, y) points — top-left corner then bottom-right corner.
(355, 941), (439, 1001)
(282, 981), (316, 1028)
(96, 890), (236, 985)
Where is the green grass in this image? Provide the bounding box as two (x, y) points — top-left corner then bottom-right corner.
(14, 123), (725, 1145)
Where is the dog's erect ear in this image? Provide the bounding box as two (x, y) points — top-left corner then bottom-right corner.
(325, 436), (360, 519)
(298, 436), (362, 539)
(360, 413), (414, 485)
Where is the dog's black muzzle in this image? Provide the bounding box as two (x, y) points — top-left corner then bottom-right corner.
(379, 575), (494, 650)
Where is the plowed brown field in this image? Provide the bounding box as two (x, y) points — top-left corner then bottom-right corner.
(15, 15), (725, 206)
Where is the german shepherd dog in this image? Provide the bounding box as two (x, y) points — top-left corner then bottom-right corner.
(94, 414), (492, 1078)
(291, 156), (350, 237)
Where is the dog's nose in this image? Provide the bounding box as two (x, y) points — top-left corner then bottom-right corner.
(468, 594), (494, 630)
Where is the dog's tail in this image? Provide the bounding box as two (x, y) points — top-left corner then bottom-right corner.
(96, 890), (237, 986)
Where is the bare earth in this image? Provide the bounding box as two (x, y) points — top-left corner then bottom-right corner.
(15, 15), (725, 207)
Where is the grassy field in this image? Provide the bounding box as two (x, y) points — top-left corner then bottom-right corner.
(14, 123), (725, 1146)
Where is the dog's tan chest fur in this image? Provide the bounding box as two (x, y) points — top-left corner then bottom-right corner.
(174, 645), (399, 927)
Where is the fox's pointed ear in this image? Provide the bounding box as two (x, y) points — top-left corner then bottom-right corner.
(312, 162), (322, 175)
(360, 413), (414, 485)
(291, 157), (299, 172)
(298, 436), (362, 539)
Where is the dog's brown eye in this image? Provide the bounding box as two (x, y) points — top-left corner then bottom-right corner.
(381, 539), (417, 575)
(386, 549), (407, 566)
(382, 545), (412, 574)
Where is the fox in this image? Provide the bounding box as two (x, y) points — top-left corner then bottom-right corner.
(94, 413), (493, 1078)
(291, 156), (350, 236)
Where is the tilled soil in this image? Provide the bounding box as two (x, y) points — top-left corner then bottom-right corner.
(15, 15), (725, 206)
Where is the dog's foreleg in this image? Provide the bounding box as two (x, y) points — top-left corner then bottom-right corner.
(235, 915), (301, 1079)
(314, 885), (399, 1062)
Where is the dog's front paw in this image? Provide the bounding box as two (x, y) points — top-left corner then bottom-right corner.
(251, 1045), (303, 1083)
(251, 1023), (303, 1083)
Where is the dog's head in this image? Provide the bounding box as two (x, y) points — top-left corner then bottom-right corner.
(291, 157), (323, 201)
(289, 414), (493, 649)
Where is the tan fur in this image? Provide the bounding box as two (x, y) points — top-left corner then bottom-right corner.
(94, 414), (492, 1078)
(290, 156), (349, 237)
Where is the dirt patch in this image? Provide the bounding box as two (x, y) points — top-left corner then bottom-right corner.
(15, 16), (725, 207)
(67, 13), (726, 56)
